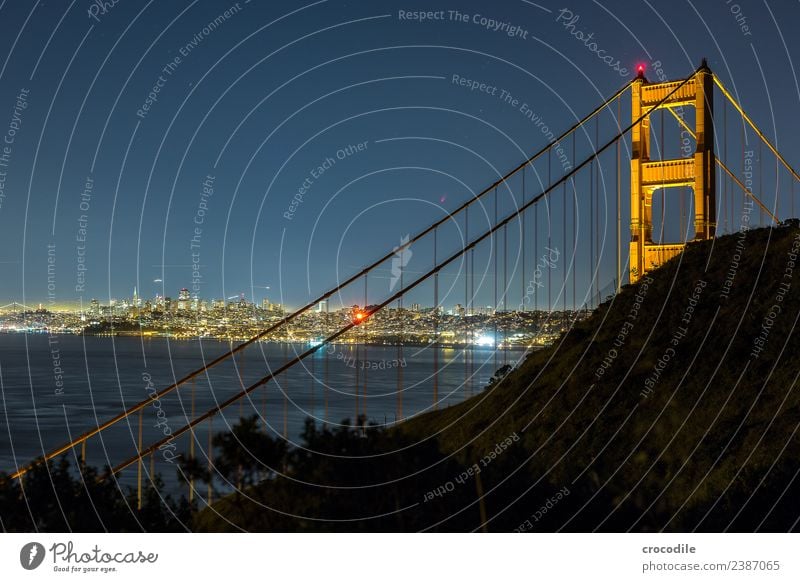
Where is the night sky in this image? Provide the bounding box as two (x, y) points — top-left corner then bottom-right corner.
(0, 0), (797, 310)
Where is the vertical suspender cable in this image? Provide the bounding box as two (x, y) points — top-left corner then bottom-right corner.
(464, 205), (469, 399)
(660, 108), (665, 242)
(729, 114), (734, 230)
(433, 227), (439, 410)
(238, 348), (245, 420)
(284, 374), (289, 439)
(494, 187), (498, 372)
(741, 113), (745, 223)
(207, 415), (213, 505)
(470, 246), (475, 395)
(503, 220), (508, 366)
(310, 345), (314, 419)
(548, 149), (552, 313)
(397, 269), (403, 419)
(324, 299), (329, 423)
(617, 94), (621, 292)
(562, 179), (567, 310)
(759, 140), (764, 226)
(723, 97), (728, 234)
(283, 344), (289, 439)
(363, 274), (367, 421)
(190, 377), (196, 502)
(562, 151), (567, 310)
(595, 117), (600, 305)
(573, 131), (577, 307)
(589, 157), (594, 307)
(522, 167), (526, 311)
(354, 307), (360, 421)
(137, 408), (143, 510)
(262, 347), (268, 426)
(573, 165), (577, 309)
(776, 146), (781, 220)
(535, 175), (538, 314)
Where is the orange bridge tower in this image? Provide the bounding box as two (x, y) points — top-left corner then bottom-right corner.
(629, 60), (716, 283)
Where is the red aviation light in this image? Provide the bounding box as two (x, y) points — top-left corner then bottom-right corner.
(636, 63), (646, 76)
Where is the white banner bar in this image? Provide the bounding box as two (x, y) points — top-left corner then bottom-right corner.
(1, 533), (798, 581)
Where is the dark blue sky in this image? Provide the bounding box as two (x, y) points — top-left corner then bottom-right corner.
(0, 0), (798, 310)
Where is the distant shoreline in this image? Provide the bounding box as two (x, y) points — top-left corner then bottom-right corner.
(0, 330), (538, 350)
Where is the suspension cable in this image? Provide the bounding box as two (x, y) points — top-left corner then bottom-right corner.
(21, 69), (733, 485)
(664, 107), (778, 224)
(20, 83), (637, 483)
(714, 77), (800, 183)
(101, 70), (700, 480)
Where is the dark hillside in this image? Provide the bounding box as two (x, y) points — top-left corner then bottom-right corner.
(193, 224), (800, 532)
(401, 223), (800, 531)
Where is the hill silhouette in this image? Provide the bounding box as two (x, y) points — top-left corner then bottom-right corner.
(188, 223), (800, 532)
(398, 222), (800, 531)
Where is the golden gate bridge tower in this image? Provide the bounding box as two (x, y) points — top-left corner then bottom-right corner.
(629, 59), (716, 283)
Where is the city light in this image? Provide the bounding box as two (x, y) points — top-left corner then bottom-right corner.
(0, 290), (584, 347)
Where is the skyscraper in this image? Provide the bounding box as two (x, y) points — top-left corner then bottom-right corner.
(177, 288), (190, 311)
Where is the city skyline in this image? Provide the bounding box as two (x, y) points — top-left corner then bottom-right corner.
(0, 284), (579, 317)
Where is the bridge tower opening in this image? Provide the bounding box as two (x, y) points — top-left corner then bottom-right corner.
(629, 60), (716, 283)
